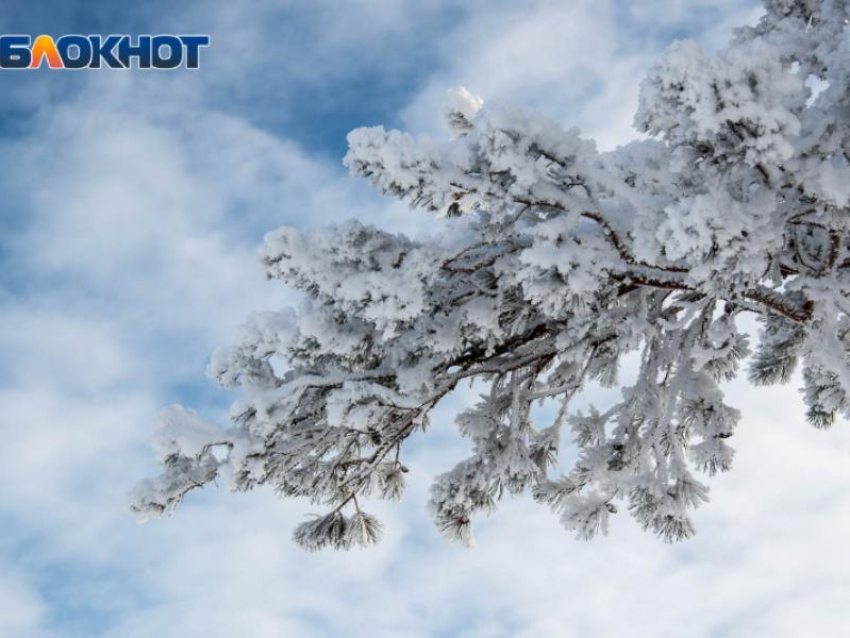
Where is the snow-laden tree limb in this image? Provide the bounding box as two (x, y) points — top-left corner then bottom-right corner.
(133, 0), (850, 549)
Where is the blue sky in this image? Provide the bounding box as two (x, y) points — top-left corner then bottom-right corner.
(3, 1), (850, 636)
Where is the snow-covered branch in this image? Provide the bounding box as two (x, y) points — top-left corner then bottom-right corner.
(134, 0), (850, 549)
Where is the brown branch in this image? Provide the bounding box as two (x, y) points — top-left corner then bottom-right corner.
(615, 272), (812, 323)
(743, 287), (813, 323)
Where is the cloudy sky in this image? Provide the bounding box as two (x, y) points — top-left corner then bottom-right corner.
(2, 1), (850, 636)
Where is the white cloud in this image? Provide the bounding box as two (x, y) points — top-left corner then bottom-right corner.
(400, 0), (762, 150)
(0, 573), (47, 638)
